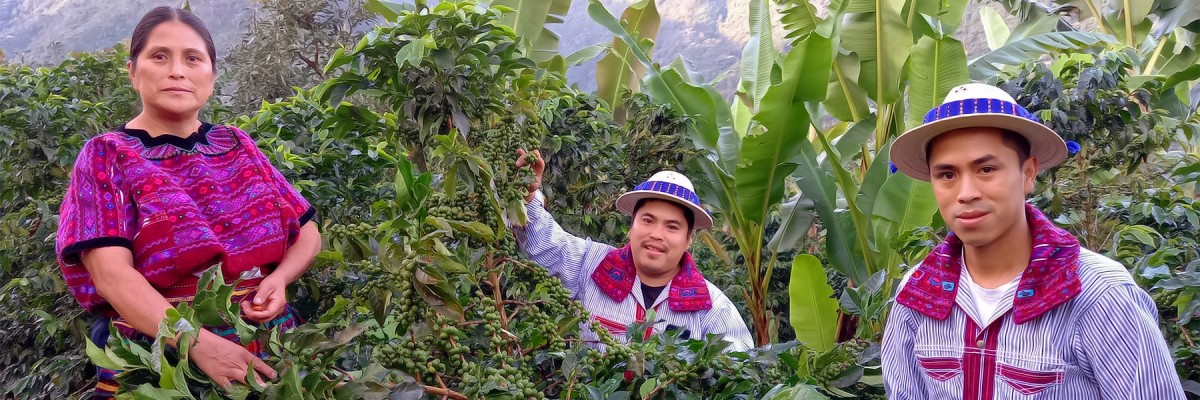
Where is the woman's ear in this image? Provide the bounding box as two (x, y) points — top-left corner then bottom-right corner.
(126, 60), (137, 90)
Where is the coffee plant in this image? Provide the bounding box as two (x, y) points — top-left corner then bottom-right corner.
(4, 0), (1197, 399)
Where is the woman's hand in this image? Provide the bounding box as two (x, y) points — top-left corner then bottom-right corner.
(188, 329), (276, 388)
(240, 275), (287, 323)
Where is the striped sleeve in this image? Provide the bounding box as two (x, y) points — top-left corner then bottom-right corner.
(511, 191), (614, 296)
(882, 304), (927, 399)
(702, 287), (754, 352)
(1076, 284), (1186, 400)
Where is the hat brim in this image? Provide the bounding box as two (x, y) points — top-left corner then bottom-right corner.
(616, 191), (714, 230)
(890, 114), (1067, 182)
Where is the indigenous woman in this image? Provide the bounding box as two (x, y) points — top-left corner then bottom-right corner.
(55, 7), (320, 397)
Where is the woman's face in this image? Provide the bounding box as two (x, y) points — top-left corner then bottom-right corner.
(128, 19), (215, 118)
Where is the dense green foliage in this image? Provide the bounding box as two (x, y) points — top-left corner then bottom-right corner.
(1, 0), (1197, 398)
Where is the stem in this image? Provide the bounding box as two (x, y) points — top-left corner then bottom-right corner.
(1082, 0), (1110, 36)
(565, 371), (577, 399)
(1144, 37), (1168, 75)
(487, 254), (510, 331)
(1182, 328), (1196, 348)
(422, 385), (468, 400)
(644, 377), (677, 399)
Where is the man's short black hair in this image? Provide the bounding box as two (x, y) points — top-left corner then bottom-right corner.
(632, 198), (695, 232)
(925, 129), (1031, 165)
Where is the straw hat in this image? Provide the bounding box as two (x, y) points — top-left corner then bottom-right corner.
(615, 171), (713, 230)
(890, 83), (1067, 181)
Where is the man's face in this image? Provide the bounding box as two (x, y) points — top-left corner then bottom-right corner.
(928, 128), (1038, 248)
(627, 200), (692, 279)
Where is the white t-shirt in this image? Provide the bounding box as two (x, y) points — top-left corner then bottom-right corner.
(961, 257), (1021, 326)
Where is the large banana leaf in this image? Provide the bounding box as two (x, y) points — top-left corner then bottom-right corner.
(587, 0), (733, 173)
(740, 35), (833, 231)
(792, 134), (868, 284)
(788, 254), (839, 353)
(825, 53), (871, 122)
(872, 172), (938, 270)
(839, 0), (913, 104)
(493, 0), (571, 62)
(594, 0), (660, 111)
(768, 197), (817, 253)
(905, 0), (968, 38)
(969, 31), (1117, 80)
(832, 116), (876, 161)
(1070, 0), (1151, 45)
(1151, 0), (1200, 38)
(906, 35), (968, 129)
(855, 140), (894, 229)
(980, 6), (1011, 50)
(739, 0), (777, 112)
(777, 0), (823, 44)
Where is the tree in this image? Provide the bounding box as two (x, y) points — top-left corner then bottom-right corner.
(220, 0), (377, 114)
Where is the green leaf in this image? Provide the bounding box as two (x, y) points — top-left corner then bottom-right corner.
(840, 0), (913, 104)
(591, 0), (660, 110)
(788, 254), (839, 353)
(129, 385), (189, 400)
(762, 383), (830, 399)
(872, 173), (938, 270)
(563, 43), (610, 67)
(980, 6), (1011, 51)
(86, 338), (127, 370)
(905, 0), (968, 35)
(364, 0), (411, 22)
(739, 34), (832, 228)
(395, 35), (434, 69)
(969, 31), (1117, 80)
(638, 68), (730, 169)
(767, 197), (816, 253)
(906, 36), (968, 129)
(792, 140), (866, 284)
(739, 0), (777, 112)
(639, 378), (658, 397)
(448, 220), (496, 242)
(825, 54), (871, 122)
(777, 0), (823, 43)
(494, 0), (572, 62)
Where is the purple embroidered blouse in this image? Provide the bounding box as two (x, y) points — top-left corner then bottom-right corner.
(56, 123), (315, 315)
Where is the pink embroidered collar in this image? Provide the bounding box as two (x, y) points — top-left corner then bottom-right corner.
(896, 203), (1082, 324)
(591, 245), (713, 312)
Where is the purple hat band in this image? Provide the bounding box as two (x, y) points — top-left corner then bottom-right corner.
(632, 181), (709, 216)
(924, 98), (1041, 124)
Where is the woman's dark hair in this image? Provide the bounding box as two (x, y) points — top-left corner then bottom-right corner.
(129, 6), (216, 72)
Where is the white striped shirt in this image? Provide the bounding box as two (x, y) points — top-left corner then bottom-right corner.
(512, 193), (754, 352)
(883, 248), (1185, 399)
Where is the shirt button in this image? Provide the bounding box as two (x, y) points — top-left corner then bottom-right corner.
(976, 339), (985, 347)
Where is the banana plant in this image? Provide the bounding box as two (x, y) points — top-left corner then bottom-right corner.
(489, 0), (572, 63)
(763, 0), (963, 345)
(589, 0), (961, 347)
(983, 0), (1199, 96)
(594, 0), (661, 121)
(589, 0), (826, 347)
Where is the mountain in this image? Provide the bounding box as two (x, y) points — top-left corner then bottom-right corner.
(0, 0), (1002, 95)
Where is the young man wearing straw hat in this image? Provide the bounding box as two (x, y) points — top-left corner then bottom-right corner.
(510, 150), (753, 352)
(881, 83), (1184, 399)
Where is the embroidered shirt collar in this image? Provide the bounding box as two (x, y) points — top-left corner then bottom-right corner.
(896, 203), (1082, 324)
(117, 122), (238, 159)
(591, 245), (713, 312)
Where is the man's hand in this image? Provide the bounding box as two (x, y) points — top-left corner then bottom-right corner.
(516, 149), (545, 203)
(240, 275), (287, 323)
